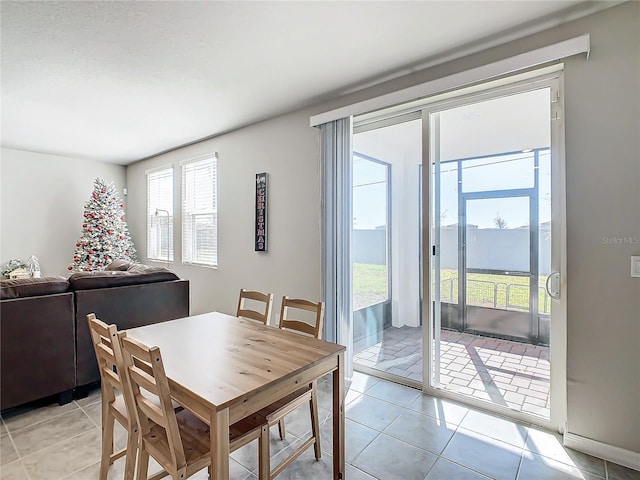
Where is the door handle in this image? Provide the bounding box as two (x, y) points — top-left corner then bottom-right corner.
(545, 271), (561, 300)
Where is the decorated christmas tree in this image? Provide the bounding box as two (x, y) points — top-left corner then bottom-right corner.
(68, 178), (137, 272)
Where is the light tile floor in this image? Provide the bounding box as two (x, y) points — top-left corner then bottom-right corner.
(1, 373), (638, 480)
(354, 327), (550, 418)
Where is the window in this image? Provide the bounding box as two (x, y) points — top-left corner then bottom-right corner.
(146, 167), (174, 262)
(181, 154), (218, 267)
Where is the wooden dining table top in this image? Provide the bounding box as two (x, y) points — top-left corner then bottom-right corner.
(125, 311), (345, 411)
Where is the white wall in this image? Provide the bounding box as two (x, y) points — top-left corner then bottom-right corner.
(0, 148), (126, 277)
(125, 110), (322, 318)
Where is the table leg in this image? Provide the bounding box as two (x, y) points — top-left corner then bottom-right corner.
(332, 351), (345, 480)
(210, 408), (230, 480)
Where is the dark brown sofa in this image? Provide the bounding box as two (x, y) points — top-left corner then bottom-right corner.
(0, 277), (75, 410)
(0, 265), (189, 410)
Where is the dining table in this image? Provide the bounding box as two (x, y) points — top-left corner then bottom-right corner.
(126, 311), (346, 480)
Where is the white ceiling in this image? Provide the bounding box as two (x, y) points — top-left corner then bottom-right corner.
(0, 1), (615, 165)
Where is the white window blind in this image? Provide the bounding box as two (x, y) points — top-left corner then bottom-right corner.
(181, 154), (217, 267)
(146, 167), (174, 262)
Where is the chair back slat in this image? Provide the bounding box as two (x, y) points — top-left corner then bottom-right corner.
(137, 394), (167, 428)
(279, 297), (325, 340)
(236, 288), (274, 325)
(128, 366), (161, 399)
(120, 335), (187, 471)
(87, 314), (137, 424)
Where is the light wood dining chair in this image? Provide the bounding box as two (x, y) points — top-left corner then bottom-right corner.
(119, 335), (271, 480)
(87, 314), (138, 480)
(236, 288), (274, 325)
(259, 296), (325, 479)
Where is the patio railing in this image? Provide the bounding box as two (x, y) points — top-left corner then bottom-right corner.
(437, 277), (551, 314)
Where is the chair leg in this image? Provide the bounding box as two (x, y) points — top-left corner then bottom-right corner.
(123, 426), (138, 480)
(100, 414), (115, 480)
(310, 386), (321, 460)
(258, 424), (271, 480)
(136, 446), (150, 480)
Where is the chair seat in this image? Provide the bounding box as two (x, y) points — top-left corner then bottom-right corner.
(146, 409), (267, 468)
(147, 409), (210, 466)
(258, 386), (313, 422)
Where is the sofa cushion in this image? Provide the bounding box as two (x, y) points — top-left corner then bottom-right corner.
(68, 266), (179, 291)
(1, 276), (70, 300)
(105, 259), (132, 271)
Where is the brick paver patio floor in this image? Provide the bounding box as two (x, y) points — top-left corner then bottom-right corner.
(354, 326), (550, 418)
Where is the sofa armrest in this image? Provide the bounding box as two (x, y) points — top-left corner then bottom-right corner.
(1, 292), (75, 410)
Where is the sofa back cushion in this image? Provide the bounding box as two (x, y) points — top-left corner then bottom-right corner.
(105, 259), (132, 271)
(68, 265), (179, 291)
(1, 276), (70, 300)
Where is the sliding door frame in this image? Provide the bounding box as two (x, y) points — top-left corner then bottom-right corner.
(421, 70), (567, 431)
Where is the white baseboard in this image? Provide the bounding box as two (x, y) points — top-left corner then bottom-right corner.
(564, 432), (640, 471)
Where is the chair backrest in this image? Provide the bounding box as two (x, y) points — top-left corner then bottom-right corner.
(278, 297), (325, 340)
(87, 313), (136, 421)
(236, 288), (274, 325)
(120, 335), (186, 472)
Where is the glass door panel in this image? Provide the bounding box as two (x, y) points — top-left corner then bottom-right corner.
(352, 119), (422, 382)
(430, 87), (552, 419)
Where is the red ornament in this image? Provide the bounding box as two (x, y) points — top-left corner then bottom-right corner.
(119, 235), (124, 240)
(67, 266), (72, 270)
(89, 250), (94, 254)
(82, 224), (87, 228)
(88, 228), (93, 232)
(85, 268), (90, 272)
(120, 203), (124, 208)
(76, 242), (80, 247)
(99, 215), (105, 219)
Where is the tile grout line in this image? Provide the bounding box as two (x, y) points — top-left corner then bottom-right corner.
(16, 418), (101, 479)
(78, 400), (102, 430)
(58, 460), (100, 480)
(3, 423), (34, 480)
(2, 401), (82, 437)
(513, 446), (526, 480)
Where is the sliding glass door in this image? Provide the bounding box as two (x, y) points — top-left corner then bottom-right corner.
(346, 71), (566, 429)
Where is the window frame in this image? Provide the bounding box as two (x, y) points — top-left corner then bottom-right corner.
(146, 165), (175, 263)
(180, 153), (218, 268)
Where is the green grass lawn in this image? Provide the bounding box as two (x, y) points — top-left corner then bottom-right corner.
(352, 263), (388, 295)
(352, 263), (550, 313)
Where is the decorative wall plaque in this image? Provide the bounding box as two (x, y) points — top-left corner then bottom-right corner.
(255, 173), (267, 252)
